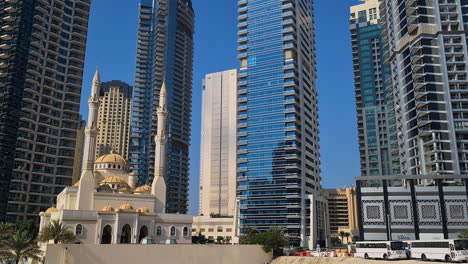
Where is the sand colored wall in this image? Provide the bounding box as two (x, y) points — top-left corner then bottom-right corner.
(45, 244), (271, 264)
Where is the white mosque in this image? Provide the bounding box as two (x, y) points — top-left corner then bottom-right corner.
(39, 69), (192, 245)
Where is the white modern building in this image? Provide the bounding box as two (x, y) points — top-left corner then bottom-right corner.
(194, 69), (239, 243)
(39, 70), (192, 245)
(199, 69), (238, 217)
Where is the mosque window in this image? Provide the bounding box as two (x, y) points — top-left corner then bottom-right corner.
(170, 226), (176, 237)
(75, 224), (83, 235)
(156, 226), (162, 236)
(183, 227), (188, 237)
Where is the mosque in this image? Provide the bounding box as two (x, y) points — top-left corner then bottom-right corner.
(38, 69), (192, 244)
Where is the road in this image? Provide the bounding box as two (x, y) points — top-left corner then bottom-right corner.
(270, 257), (451, 264)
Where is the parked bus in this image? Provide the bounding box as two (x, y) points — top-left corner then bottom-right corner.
(407, 239), (468, 262)
(355, 241), (407, 260)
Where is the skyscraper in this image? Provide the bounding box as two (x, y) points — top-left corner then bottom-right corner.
(380, 0), (468, 176)
(95, 80), (132, 160)
(199, 69), (237, 217)
(130, 0), (194, 213)
(237, 0), (324, 246)
(350, 0), (399, 177)
(0, 0), (91, 222)
(72, 119), (86, 185)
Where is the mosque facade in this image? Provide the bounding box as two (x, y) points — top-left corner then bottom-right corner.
(39, 69), (192, 245)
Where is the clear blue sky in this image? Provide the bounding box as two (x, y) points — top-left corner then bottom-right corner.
(80, 0), (362, 215)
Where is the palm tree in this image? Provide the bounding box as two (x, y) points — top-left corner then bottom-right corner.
(0, 231), (42, 264)
(0, 222), (14, 241)
(339, 231), (346, 245)
(38, 220), (76, 244)
(344, 232), (351, 244)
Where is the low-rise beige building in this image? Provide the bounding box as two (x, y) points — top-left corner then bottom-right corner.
(322, 187), (358, 235)
(192, 215), (238, 244)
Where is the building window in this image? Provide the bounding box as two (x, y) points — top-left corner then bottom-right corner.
(421, 205), (437, 219)
(450, 205), (465, 219)
(217, 226), (223, 232)
(226, 228), (232, 232)
(366, 206), (380, 219)
(200, 228), (205, 232)
(170, 226), (176, 237)
(393, 205), (408, 219)
(156, 226), (162, 236)
(75, 224), (83, 236)
(183, 227), (189, 237)
(208, 228), (214, 232)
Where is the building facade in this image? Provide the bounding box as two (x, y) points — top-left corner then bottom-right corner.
(380, 0), (468, 176)
(199, 69), (237, 217)
(0, 0), (91, 222)
(357, 175), (468, 241)
(237, 0), (323, 246)
(129, 0), (195, 214)
(72, 119), (86, 185)
(39, 68), (192, 246)
(350, 0), (399, 177)
(322, 188), (358, 234)
(95, 80), (132, 160)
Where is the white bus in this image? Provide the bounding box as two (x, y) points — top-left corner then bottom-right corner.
(355, 241), (408, 260)
(407, 239), (468, 262)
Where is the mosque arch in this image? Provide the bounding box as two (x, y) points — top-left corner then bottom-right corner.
(101, 225), (112, 244)
(138, 225), (148, 242)
(120, 224), (131, 244)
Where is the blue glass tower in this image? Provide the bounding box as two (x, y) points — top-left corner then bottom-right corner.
(130, 0), (194, 213)
(237, 0), (323, 246)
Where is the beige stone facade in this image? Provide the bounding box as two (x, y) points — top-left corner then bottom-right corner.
(192, 215), (238, 244)
(95, 82), (132, 160)
(322, 187), (358, 235)
(199, 70), (238, 217)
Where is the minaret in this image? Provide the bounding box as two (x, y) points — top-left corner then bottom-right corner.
(76, 67), (101, 210)
(152, 82), (167, 213)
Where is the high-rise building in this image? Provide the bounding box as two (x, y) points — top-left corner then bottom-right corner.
(130, 0), (195, 213)
(350, 0), (399, 177)
(0, 0), (91, 222)
(199, 69), (238, 217)
(379, 0), (468, 176)
(72, 119), (86, 185)
(237, 0), (325, 247)
(95, 80), (132, 160)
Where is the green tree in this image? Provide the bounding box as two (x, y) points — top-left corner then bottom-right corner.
(192, 232), (207, 244)
(239, 227), (258, 245)
(252, 226), (289, 254)
(459, 229), (468, 239)
(38, 220), (76, 244)
(0, 231), (42, 264)
(0, 222), (14, 241)
(15, 219), (37, 237)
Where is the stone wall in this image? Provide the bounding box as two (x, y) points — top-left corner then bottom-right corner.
(44, 244), (272, 264)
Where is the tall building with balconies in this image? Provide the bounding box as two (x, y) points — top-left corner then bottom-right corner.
(350, 0), (399, 177)
(95, 80), (132, 160)
(237, 0), (326, 247)
(0, 0), (91, 222)
(380, 0), (468, 177)
(130, 0), (194, 213)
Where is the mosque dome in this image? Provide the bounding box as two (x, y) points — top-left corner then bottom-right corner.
(137, 207), (150, 213)
(134, 185), (151, 193)
(95, 152), (128, 166)
(129, 172), (136, 176)
(45, 206), (59, 215)
(119, 203), (134, 210)
(100, 205), (115, 212)
(100, 176), (128, 185)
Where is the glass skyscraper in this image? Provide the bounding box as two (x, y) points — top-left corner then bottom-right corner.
(130, 0), (194, 213)
(350, 0), (400, 177)
(0, 0), (91, 222)
(237, 0), (323, 246)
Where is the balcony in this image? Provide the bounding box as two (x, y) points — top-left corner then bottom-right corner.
(3, 16), (15, 22)
(1, 34), (12, 41)
(1, 25), (13, 31)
